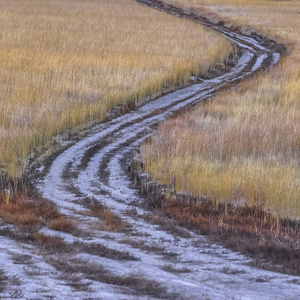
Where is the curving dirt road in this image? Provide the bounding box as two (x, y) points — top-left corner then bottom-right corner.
(0, 0), (299, 299)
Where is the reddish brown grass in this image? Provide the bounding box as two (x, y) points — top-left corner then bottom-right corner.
(0, 192), (76, 235)
(146, 195), (300, 275)
(94, 207), (125, 232)
(32, 233), (69, 251)
(0, 192), (59, 228)
(84, 199), (126, 232)
(47, 218), (77, 234)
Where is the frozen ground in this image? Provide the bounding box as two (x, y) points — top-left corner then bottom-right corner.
(1, 0), (299, 299)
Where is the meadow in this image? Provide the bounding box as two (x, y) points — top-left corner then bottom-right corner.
(0, 0), (233, 180)
(142, 0), (300, 218)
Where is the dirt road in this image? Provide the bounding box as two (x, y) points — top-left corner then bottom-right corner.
(1, 0), (299, 299)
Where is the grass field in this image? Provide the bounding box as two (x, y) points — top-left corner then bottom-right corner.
(142, 0), (300, 217)
(0, 0), (233, 180)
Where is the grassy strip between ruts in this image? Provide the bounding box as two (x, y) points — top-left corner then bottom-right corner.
(0, 192), (128, 235)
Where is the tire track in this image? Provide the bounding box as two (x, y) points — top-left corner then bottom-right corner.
(1, 0), (299, 299)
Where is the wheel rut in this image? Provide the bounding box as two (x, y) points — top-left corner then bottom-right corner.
(1, 0), (299, 299)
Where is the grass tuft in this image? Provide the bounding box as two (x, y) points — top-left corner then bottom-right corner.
(47, 218), (77, 234)
(32, 233), (69, 252)
(83, 198), (127, 232)
(0, 192), (77, 237)
(0, 192), (60, 229)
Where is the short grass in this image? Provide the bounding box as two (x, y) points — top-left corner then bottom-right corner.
(142, 0), (300, 218)
(0, 0), (232, 180)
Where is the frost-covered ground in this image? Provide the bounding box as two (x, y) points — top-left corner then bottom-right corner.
(1, 1), (299, 299)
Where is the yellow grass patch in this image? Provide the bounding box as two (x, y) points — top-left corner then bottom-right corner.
(0, 0), (232, 178)
(142, 0), (300, 217)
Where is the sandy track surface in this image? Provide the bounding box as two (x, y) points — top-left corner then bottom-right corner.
(1, 1), (299, 299)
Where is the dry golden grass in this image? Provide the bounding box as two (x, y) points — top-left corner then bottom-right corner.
(0, 0), (232, 179)
(142, 0), (300, 217)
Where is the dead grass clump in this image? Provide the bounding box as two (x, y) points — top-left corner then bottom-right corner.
(220, 267), (245, 275)
(49, 257), (169, 298)
(74, 241), (138, 261)
(47, 218), (77, 234)
(119, 238), (166, 255)
(96, 209), (125, 232)
(2, 212), (40, 227)
(11, 254), (32, 265)
(0, 192), (78, 235)
(119, 238), (178, 261)
(64, 275), (92, 292)
(115, 276), (168, 299)
(151, 196), (300, 275)
(142, 213), (191, 238)
(83, 198), (126, 232)
(0, 192), (61, 230)
(32, 233), (70, 252)
(161, 264), (191, 274)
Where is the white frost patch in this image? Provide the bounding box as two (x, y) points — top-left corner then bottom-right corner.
(0, 236), (72, 299)
(252, 53), (268, 71)
(272, 52), (281, 65)
(29, 16), (300, 300)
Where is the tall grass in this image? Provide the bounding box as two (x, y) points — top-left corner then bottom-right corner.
(142, 0), (300, 218)
(0, 0), (233, 179)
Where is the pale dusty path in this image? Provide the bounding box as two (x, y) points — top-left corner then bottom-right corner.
(1, 1), (299, 299)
